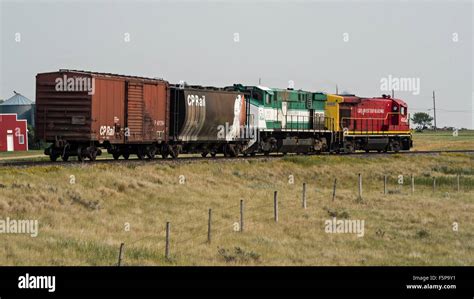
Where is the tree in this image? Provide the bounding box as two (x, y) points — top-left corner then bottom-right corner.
(411, 112), (433, 130)
(27, 124), (47, 150)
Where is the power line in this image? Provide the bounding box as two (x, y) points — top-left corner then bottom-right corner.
(410, 108), (473, 113)
(432, 91), (437, 130)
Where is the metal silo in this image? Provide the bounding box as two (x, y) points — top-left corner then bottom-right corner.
(0, 91), (35, 127)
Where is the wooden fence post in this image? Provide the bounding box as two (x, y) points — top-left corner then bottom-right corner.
(411, 175), (415, 194)
(240, 199), (244, 232)
(433, 178), (436, 193)
(274, 191), (278, 222)
(332, 179), (337, 201)
(165, 222), (170, 260)
(117, 243), (125, 266)
(383, 175), (387, 195)
(302, 183), (307, 209)
(457, 175), (460, 192)
(207, 209), (212, 244)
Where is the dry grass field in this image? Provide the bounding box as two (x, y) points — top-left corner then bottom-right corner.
(0, 151), (473, 266)
(412, 130), (474, 151)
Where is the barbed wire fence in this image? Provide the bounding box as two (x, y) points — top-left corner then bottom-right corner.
(114, 172), (471, 266)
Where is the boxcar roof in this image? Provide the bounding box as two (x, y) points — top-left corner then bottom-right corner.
(37, 69), (168, 83)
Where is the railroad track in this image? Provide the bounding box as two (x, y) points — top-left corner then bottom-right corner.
(1, 149), (473, 168)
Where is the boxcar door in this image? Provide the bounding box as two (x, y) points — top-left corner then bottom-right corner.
(143, 83), (167, 142)
(126, 82), (144, 142)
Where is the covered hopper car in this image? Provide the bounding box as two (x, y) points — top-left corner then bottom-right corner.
(168, 85), (248, 158)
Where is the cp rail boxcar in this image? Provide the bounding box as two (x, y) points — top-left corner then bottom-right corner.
(168, 85), (248, 158)
(36, 70), (170, 161)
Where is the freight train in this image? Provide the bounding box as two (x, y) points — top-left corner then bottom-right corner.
(35, 70), (412, 161)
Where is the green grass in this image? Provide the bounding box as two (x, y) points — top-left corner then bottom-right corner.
(0, 150), (43, 158)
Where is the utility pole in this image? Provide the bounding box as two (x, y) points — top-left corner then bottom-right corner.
(432, 90), (437, 131)
(258, 78), (261, 85)
(391, 89), (394, 98)
(336, 84), (339, 95)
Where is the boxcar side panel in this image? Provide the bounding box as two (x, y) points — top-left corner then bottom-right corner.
(91, 78), (125, 143)
(36, 72), (93, 142)
(143, 83), (168, 142)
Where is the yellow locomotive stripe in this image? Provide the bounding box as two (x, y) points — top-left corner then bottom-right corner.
(347, 131), (411, 135)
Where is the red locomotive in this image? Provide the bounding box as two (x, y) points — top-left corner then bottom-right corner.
(336, 94), (412, 152)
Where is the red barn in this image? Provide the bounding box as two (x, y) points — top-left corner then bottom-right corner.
(0, 114), (28, 152)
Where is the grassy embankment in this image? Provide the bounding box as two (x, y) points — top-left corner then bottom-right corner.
(0, 151), (473, 266)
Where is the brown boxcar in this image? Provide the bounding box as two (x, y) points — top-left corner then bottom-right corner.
(36, 70), (170, 161)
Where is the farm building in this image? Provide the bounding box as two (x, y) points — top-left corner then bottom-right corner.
(0, 91), (35, 127)
(0, 114), (28, 151)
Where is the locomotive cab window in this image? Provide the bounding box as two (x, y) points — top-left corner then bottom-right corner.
(253, 91), (262, 103)
(401, 106), (406, 115)
(265, 94), (270, 105)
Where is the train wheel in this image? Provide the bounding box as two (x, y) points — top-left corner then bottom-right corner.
(170, 149), (179, 159)
(146, 147), (156, 160)
(136, 149), (145, 160)
(344, 142), (354, 154)
(162, 152), (169, 159)
(201, 152), (208, 158)
(123, 153), (130, 160)
(263, 151), (270, 156)
(89, 152), (97, 161)
(113, 153), (120, 160)
(77, 147), (85, 162)
(211, 152), (217, 158)
(391, 142), (401, 153)
(86, 146), (99, 161)
(226, 145), (238, 157)
(50, 154), (59, 162)
(233, 146), (241, 157)
(61, 154), (69, 162)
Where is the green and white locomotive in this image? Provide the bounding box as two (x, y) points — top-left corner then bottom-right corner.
(229, 84), (334, 156)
